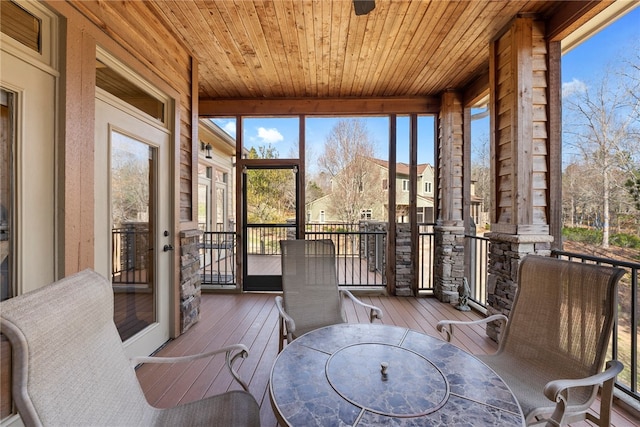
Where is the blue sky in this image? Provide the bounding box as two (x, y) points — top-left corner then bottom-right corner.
(213, 5), (639, 169)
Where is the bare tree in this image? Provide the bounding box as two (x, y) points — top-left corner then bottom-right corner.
(471, 133), (490, 216)
(318, 119), (385, 224)
(563, 58), (640, 247)
(111, 146), (150, 226)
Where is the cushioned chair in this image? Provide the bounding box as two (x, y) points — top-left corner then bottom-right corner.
(0, 269), (260, 427)
(437, 255), (625, 426)
(276, 239), (383, 352)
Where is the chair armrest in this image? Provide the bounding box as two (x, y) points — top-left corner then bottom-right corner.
(543, 360), (623, 401)
(543, 360), (623, 427)
(130, 344), (251, 391)
(275, 295), (296, 334)
(436, 314), (507, 342)
(340, 290), (383, 322)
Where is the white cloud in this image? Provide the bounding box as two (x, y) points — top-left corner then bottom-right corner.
(222, 121), (236, 137)
(256, 127), (284, 144)
(562, 78), (587, 98)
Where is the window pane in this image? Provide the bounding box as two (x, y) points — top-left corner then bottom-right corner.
(243, 117), (299, 159)
(0, 89), (14, 421)
(1, 1), (41, 53)
(1, 90), (14, 302)
(111, 132), (156, 341)
(96, 60), (164, 122)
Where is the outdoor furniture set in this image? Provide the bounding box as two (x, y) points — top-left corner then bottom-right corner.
(0, 239), (625, 426)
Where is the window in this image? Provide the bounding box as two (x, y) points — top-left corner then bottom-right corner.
(402, 179), (409, 192)
(1, 1), (41, 53)
(0, 90), (13, 302)
(96, 59), (165, 122)
(360, 209), (372, 220)
(382, 178), (388, 190)
(319, 210), (325, 223)
(424, 181), (432, 193)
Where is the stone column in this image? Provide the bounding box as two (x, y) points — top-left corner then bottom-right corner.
(180, 229), (202, 332)
(433, 225), (465, 302)
(484, 233), (552, 340)
(433, 90), (466, 302)
(395, 223), (413, 296)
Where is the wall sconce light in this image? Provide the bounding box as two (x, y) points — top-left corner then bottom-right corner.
(200, 142), (212, 159)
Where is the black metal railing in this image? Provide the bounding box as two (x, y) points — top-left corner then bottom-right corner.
(306, 225), (386, 287)
(240, 223), (387, 287)
(200, 231), (236, 285)
(552, 250), (640, 403)
(418, 224), (435, 291)
(465, 234), (490, 307)
(245, 224), (294, 255)
(111, 225), (150, 285)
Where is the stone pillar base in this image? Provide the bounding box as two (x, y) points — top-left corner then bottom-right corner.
(395, 223), (414, 296)
(484, 232), (553, 341)
(433, 225), (465, 303)
(180, 229), (203, 333)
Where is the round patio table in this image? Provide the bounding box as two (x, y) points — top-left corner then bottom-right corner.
(269, 323), (524, 426)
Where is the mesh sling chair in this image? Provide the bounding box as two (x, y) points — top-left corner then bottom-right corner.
(437, 255), (625, 427)
(0, 269), (260, 427)
(276, 239), (383, 352)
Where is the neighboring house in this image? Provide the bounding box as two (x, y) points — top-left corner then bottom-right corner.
(306, 157), (436, 224)
(307, 157), (485, 226)
(470, 180), (488, 229)
(197, 119), (243, 232)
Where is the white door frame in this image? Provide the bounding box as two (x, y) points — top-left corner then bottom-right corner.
(95, 89), (173, 358)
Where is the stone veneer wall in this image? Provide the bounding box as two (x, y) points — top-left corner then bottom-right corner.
(433, 225), (465, 302)
(394, 223), (413, 296)
(180, 229), (202, 332)
(358, 221), (413, 296)
(484, 232), (553, 341)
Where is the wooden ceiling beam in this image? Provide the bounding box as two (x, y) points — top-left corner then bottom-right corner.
(545, 1), (613, 42)
(199, 97), (441, 117)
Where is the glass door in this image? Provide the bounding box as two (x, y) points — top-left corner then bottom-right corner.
(242, 165), (298, 291)
(95, 93), (172, 358)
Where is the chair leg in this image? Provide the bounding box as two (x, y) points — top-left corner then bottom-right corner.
(596, 375), (616, 427)
(278, 316), (285, 353)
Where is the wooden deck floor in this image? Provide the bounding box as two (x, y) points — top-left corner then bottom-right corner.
(136, 293), (640, 427)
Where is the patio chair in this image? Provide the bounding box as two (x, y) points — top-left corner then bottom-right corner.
(0, 269), (260, 427)
(276, 239), (383, 352)
(436, 255), (626, 427)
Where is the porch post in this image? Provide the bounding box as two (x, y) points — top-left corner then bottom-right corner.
(485, 16), (554, 341)
(433, 90), (465, 303)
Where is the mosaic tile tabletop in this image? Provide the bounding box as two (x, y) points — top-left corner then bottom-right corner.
(269, 323), (524, 426)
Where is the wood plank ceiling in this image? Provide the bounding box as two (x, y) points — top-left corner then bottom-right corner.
(145, 1), (605, 103)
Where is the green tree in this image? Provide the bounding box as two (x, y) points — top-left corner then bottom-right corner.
(245, 146), (295, 223)
(625, 170), (640, 211)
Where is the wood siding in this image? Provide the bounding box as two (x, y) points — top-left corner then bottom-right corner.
(437, 91), (464, 225)
(490, 17), (550, 234)
(66, 0), (195, 224)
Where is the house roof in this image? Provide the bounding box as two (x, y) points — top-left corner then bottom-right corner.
(367, 157), (432, 176)
(146, 0), (624, 108)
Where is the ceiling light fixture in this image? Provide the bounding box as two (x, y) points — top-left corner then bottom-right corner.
(353, 0), (375, 16)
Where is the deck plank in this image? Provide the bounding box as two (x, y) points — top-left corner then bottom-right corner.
(136, 293), (640, 427)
